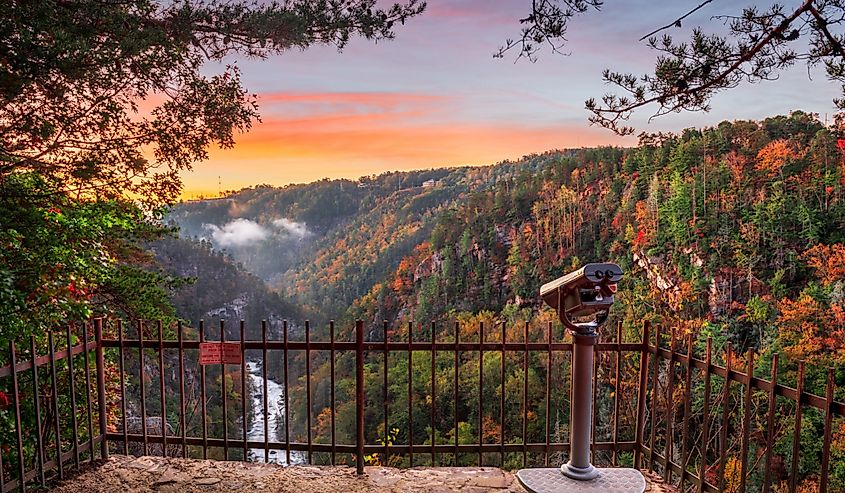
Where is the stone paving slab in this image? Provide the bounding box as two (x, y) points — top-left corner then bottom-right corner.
(50, 455), (676, 492)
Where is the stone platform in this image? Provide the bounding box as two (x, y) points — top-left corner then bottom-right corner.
(50, 455), (677, 492)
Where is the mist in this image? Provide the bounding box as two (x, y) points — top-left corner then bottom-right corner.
(204, 219), (269, 248)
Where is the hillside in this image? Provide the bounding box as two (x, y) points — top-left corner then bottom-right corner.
(164, 111), (845, 372)
(340, 112), (845, 371)
(165, 158), (562, 324)
(151, 236), (302, 333)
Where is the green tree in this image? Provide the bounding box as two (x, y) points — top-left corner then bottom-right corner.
(0, 0), (425, 336)
(0, 173), (179, 355)
(2, 0), (425, 204)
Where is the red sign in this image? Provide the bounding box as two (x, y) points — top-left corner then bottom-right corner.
(221, 342), (242, 365)
(199, 342), (242, 365)
(199, 343), (221, 365)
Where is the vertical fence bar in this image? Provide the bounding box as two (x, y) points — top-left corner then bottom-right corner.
(717, 343), (733, 493)
(331, 320), (337, 465)
(431, 321), (437, 466)
(789, 361), (804, 493)
(634, 320), (650, 469)
(408, 320), (414, 466)
(139, 321), (149, 456)
(454, 321), (459, 464)
(0, 419), (5, 493)
(83, 324), (95, 459)
(591, 342), (598, 462)
(305, 320), (312, 464)
(500, 321), (506, 467)
(697, 337), (712, 493)
(199, 320), (208, 460)
(177, 322), (187, 458)
(479, 320), (485, 466)
(762, 353), (779, 493)
(679, 333), (694, 488)
(663, 327), (676, 483)
(612, 321), (622, 466)
(381, 320), (387, 467)
(647, 324), (660, 470)
(220, 320), (228, 460)
(240, 320), (247, 461)
(158, 321), (167, 457)
(545, 321), (552, 466)
(10, 341), (27, 492)
(48, 331), (63, 480)
(819, 367), (835, 493)
(29, 336), (45, 486)
(356, 320), (365, 476)
(94, 319), (108, 459)
(522, 321), (528, 467)
(65, 326), (80, 469)
(283, 320), (290, 465)
(261, 321), (269, 463)
(739, 350), (754, 493)
(118, 321), (128, 456)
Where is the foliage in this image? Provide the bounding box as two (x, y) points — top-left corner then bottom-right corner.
(1, 0), (425, 206)
(0, 173), (177, 356)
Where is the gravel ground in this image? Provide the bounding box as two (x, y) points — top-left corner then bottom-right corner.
(50, 455), (677, 492)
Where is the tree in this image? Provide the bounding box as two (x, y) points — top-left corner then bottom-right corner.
(0, 0), (425, 337)
(504, 1), (845, 135)
(0, 173), (179, 354)
(1, 0), (426, 205)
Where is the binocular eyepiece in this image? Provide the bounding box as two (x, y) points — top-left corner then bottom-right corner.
(540, 263), (623, 334)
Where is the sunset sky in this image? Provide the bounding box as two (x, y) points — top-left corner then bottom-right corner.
(183, 1), (842, 198)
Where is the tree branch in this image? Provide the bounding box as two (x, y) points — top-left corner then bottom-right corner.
(639, 0), (715, 42)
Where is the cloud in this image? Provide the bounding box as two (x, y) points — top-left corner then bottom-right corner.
(272, 218), (310, 239)
(204, 219), (269, 247)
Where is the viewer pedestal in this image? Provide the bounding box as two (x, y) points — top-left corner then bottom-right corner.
(516, 328), (645, 493)
(516, 467), (646, 493)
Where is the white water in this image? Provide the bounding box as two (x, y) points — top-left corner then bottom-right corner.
(245, 361), (304, 464)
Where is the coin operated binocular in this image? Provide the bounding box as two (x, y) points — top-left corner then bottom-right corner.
(540, 263), (623, 334)
(517, 262), (645, 492)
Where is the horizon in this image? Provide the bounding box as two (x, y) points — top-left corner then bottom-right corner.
(180, 146), (584, 199)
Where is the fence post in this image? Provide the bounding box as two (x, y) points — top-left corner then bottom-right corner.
(94, 318), (109, 460)
(633, 320), (650, 469)
(10, 341), (27, 492)
(356, 320), (365, 475)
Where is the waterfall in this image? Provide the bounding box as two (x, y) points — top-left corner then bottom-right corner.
(245, 361), (305, 464)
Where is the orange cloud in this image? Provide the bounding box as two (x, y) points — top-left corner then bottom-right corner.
(178, 90), (632, 198)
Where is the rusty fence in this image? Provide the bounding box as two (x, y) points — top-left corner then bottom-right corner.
(0, 318), (843, 493)
(0, 321), (108, 493)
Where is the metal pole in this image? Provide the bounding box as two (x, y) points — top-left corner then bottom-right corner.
(356, 320), (365, 476)
(561, 331), (599, 480)
(95, 318), (109, 460)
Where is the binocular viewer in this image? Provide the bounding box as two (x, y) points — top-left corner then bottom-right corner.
(517, 262), (646, 492)
(540, 263), (623, 333)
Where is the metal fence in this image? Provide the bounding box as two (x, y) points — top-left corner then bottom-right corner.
(640, 323), (845, 493)
(1, 318), (843, 493)
(0, 320), (108, 493)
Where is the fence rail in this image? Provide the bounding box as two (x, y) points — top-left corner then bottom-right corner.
(1, 318), (843, 493)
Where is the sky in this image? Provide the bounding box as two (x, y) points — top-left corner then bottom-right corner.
(181, 1), (843, 198)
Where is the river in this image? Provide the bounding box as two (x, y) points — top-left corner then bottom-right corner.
(245, 361), (305, 464)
